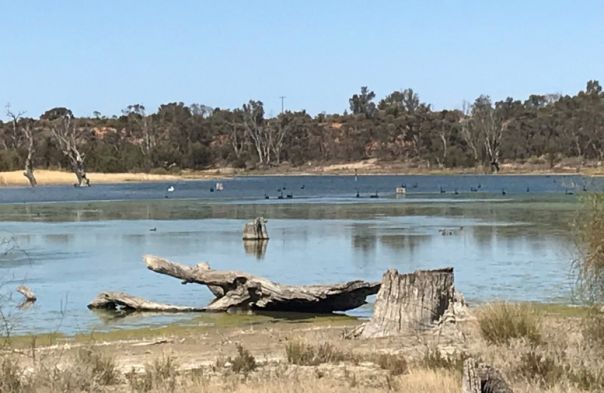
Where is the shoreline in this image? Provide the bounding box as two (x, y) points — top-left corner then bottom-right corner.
(0, 164), (602, 187)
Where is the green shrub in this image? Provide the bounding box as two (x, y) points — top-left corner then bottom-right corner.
(477, 302), (542, 345)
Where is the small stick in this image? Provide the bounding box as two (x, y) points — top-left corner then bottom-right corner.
(16, 285), (37, 302)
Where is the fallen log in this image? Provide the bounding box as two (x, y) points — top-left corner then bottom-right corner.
(16, 285), (37, 302)
(350, 267), (458, 338)
(144, 255), (380, 313)
(87, 291), (204, 312)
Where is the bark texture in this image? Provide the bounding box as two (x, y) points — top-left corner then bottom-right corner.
(462, 358), (513, 393)
(351, 267), (455, 338)
(87, 291), (203, 312)
(144, 255), (380, 313)
(242, 217), (269, 240)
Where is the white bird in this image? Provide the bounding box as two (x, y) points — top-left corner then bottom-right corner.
(167, 186), (175, 192)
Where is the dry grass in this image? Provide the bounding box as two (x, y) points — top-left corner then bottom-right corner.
(574, 193), (604, 303)
(285, 341), (354, 366)
(477, 302), (542, 345)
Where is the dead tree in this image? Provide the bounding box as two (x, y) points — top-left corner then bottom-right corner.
(143, 255), (380, 313)
(351, 267), (456, 338)
(462, 358), (513, 393)
(22, 123), (37, 186)
(48, 110), (90, 187)
(242, 217), (269, 240)
(242, 100), (272, 165)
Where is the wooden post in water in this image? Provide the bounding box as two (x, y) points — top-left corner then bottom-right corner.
(242, 217), (269, 240)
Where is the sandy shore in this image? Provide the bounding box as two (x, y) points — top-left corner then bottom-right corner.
(1, 161), (602, 187)
(0, 169), (224, 187)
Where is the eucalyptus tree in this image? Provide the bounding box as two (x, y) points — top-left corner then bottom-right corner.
(43, 107), (90, 187)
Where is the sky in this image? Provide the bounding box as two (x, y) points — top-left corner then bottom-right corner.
(1, 0), (603, 119)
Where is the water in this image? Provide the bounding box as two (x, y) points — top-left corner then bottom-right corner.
(0, 174), (602, 335)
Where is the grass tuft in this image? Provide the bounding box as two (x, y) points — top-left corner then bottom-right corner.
(477, 302), (542, 345)
(285, 341), (353, 366)
(229, 344), (257, 374)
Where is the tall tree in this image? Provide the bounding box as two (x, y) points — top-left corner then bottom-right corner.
(6, 105), (37, 186)
(43, 107), (90, 187)
(349, 86), (377, 118)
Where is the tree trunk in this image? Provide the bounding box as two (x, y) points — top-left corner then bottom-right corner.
(242, 217), (269, 240)
(71, 153), (90, 187)
(462, 358), (513, 393)
(351, 267), (455, 338)
(88, 291), (203, 312)
(23, 150), (37, 187)
(144, 255), (380, 313)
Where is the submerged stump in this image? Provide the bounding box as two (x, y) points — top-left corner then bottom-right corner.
(242, 217), (269, 240)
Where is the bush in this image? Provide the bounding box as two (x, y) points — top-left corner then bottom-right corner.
(127, 355), (178, 393)
(0, 356), (26, 393)
(229, 344), (257, 374)
(573, 193), (604, 303)
(517, 351), (564, 387)
(285, 341), (352, 366)
(477, 303), (542, 345)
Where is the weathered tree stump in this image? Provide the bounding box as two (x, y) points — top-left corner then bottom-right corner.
(144, 255), (380, 313)
(16, 285), (37, 302)
(242, 217), (269, 240)
(462, 358), (513, 393)
(350, 267), (456, 338)
(87, 291), (203, 312)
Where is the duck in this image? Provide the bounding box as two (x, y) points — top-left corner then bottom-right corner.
(167, 186), (175, 193)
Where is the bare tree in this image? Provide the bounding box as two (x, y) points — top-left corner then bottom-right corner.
(6, 105), (37, 186)
(123, 104), (155, 168)
(242, 100), (272, 165)
(45, 107), (90, 187)
(460, 101), (480, 163)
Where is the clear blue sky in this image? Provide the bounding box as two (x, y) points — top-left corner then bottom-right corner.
(1, 0), (603, 119)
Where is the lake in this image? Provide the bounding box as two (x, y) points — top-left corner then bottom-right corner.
(1, 174), (602, 335)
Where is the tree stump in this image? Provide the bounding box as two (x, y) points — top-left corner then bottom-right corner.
(462, 358), (513, 393)
(242, 217), (269, 240)
(351, 267), (455, 338)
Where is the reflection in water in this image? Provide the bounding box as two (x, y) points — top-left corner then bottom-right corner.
(243, 240), (268, 259)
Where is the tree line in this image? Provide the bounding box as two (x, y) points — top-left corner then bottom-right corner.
(1, 80), (603, 186)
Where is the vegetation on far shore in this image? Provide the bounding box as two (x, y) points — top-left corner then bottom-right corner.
(1, 80), (603, 186)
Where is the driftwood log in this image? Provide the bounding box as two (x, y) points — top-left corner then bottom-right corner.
(242, 217), (269, 240)
(462, 358), (513, 393)
(16, 285), (37, 302)
(88, 292), (204, 312)
(351, 267), (456, 338)
(144, 255), (380, 313)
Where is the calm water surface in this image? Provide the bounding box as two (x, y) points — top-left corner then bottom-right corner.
(1, 175), (602, 335)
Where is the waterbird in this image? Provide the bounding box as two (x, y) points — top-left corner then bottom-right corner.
(440, 187), (446, 194)
(210, 188), (214, 192)
(454, 189), (459, 195)
(477, 184), (482, 189)
(300, 185), (305, 190)
(412, 183), (418, 189)
(286, 193), (293, 199)
(565, 189), (574, 195)
(502, 189), (507, 196)
(167, 186), (175, 192)
(526, 186), (530, 192)
(355, 190), (360, 198)
(264, 193), (269, 200)
(149, 227), (157, 232)
(370, 191), (379, 199)
(277, 191), (284, 200)
(470, 187), (478, 192)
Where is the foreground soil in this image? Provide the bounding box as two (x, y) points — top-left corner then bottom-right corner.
(2, 305), (601, 393)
